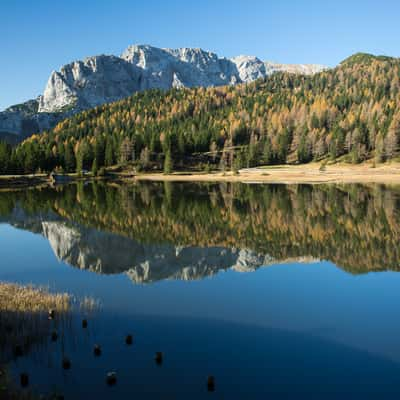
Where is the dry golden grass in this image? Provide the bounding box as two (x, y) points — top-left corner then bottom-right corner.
(0, 283), (73, 398)
(0, 283), (100, 399)
(0, 282), (72, 366)
(135, 161), (400, 184)
(0, 282), (70, 314)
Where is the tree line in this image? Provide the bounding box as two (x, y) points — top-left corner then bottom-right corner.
(1, 52), (400, 175)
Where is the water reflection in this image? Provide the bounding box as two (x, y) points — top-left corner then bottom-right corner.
(2, 181), (400, 398)
(1, 181), (399, 278)
(10, 313), (400, 400)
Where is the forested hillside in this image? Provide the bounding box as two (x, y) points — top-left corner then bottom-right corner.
(1, 53), (400, 175)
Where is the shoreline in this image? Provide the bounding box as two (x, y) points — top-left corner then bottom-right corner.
(0, 174), (50, 191)
(135, 163), (400, 184)
(1, 163), (400, 190)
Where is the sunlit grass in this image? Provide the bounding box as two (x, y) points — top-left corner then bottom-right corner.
(0, 282), (71, 364)
(0, 282), (70, 314)
(0, 282), (73, 398)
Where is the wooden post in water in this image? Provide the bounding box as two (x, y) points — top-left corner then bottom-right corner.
(106, 372), (117, 386)
(20, 373), (29, 388)
(62, 357), (71, 370)
(155, 352), (163, 365)
(94, 344), (102, 356)
(125, 334), (133, 345)
(207, 376), (215, 392)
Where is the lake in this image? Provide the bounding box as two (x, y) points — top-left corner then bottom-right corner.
(1, 181), (400, 399)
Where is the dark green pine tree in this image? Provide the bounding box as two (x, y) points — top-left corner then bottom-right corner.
(163, 149), (173, 174)
(263, 137), (273, 165)
(94, 136), (105, 167)
(0, 142), (11, 174)
(64, 142), (76, 173)
(91, 157), (98, 176)
(105, 137), (114, 167)
(297, 135), (312, 163)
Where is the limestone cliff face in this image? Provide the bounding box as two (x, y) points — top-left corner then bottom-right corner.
(264, 61), (327, 75)
(0, 44), (326, 141)
(0, 98), (64, 143)
(230, 56), (267, 82)
(38, 55), (143, 112)
(41, 45), (325, 114)
(120, 45), (239, 90)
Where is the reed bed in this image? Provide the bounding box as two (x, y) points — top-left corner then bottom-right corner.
(0, 282), (71, 364)
(0, 282), (74, 399)
(0, 282), (70, 313)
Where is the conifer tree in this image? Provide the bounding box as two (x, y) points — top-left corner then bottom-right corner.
(105, 137), (114, 167)
(163, 149), (173, 174)
(64, 142), (76, 173)
(91, 157), (98, 176)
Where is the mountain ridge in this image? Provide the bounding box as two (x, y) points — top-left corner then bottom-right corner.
(0, 44), (326, 142)
(340, 52), (396, 66)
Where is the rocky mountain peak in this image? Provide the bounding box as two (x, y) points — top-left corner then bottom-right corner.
(38, 54), (141, 113)
(165, 47), (220, 69)
(1, 43), (328, 141)
(230, 55), (266, 82)
(121, 44), (170, 69)
(39, 43), (328, 115)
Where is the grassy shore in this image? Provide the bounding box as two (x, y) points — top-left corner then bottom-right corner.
(2, 161), (400, 189)
(0, 282), (70, 315)
(135, 161), (400, 184)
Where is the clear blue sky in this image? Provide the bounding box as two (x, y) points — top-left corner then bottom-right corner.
(2, 0), (400, 111)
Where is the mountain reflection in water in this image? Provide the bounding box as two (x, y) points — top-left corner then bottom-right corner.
(1, 181), (399, 279)
(2, 181), (400, 399)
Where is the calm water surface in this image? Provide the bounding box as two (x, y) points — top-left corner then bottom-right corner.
(1, 181), (400, 399)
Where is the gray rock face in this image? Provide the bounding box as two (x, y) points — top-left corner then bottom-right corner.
(0, 98), (64, 143)
(1, 44), (327, 141)
(120, 45), (239, 90)
(38, 55), (143, 112)
(264, 61), (327, 75)
(230, 56), (267, 82)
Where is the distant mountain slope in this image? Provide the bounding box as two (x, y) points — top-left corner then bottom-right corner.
(0, 44), (326, 141)
(340, 52), (395, 66)
(0, 98), (65, 142)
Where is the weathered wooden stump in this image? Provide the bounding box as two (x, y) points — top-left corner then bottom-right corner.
(62, 357), (71, 370)
(20, 373), (29, 388)
(106, 372), (117, 386)
(207, 375), (215, 392)
(94, 344), (102, 356)
(155, 351), (163, 365)
(125, 334), (133, 345)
